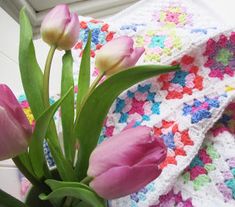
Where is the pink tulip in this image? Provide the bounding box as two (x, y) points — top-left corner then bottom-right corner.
(0, 84), (32, 160)
(95, 36), (145, 75)
(41, 4), (80, 50)
(87, 126), (166, 199)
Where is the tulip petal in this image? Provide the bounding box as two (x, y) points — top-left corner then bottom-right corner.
(95, 36), (134, 73)
(0, 85), (32, 135)
(57, 13), (80, 50)
(41, 4), (70, 45)
(90, 164), (161, 199)
(122, 47), (145, 68)
(0, 85), (32, 160)
(105, 47), (145, 75)
(88, 126), (166, 177)
(0, 107), (29, 160)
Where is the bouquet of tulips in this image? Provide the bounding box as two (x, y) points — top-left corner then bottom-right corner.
(0, 4), (180, 207)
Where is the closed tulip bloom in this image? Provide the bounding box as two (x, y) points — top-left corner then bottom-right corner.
(87, 126), (166, 199)
(95, 36), (145, 76)
(41, 4), (80, 50)
(0, 85), (32, 160)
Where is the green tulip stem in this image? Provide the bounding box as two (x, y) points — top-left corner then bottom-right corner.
(42, 45), (74, 181)
(74, 72), (104, 133)
(43, 45), (57, 107)
(80, 176), (93, 185)
(63, 197), (73, 207)
(88, 72), (104, 96)
(76, 72), (104, 117)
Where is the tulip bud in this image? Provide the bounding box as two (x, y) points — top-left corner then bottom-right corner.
(41, 4), (80, 50)
(87, 126), (166, 199)
(95, 36), (145, 76)
(0, 84), (32, 160)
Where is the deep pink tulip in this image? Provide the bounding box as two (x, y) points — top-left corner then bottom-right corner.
(95, 36), (145, 75)
(41, 4), (80, 50)
(0, 84), (32, 160)
(87, 126), (166, 199)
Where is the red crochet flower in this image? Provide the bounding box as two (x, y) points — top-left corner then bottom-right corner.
(158, 55), (203, 99)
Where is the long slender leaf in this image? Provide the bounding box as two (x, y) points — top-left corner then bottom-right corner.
(46, 180), (107, 207)
(74, 65), (180, 179)
(19, 9), (44, 119)
(29, 87), (73, 179)
(76, 31), (91, 111)
(45, 179), (93, 191)
(46, 139), (76, 181)
(0, 189), (28, 207)
(40, 186), (105, 207)
(61, 50), (75, 163)
(45, 179), (95, 207)
(19, 9), (73, 181)
(18, 152), (35, 176)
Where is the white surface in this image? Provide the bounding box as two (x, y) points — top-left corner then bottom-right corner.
(1, 0), (235, 200)
(0, 0), (139, 36)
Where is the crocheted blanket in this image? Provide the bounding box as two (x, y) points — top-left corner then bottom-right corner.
(18, 0), (235, 206)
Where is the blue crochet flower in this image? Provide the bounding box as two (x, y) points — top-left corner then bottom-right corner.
(182, 96), (221, 124)
(171, 71), (188, 87)
(114, 98), (125, 113)
(149, 35), (166, 49)
(161, 132), (175, 149)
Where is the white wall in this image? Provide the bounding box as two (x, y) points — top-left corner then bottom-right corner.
(0, 7), (63, 97)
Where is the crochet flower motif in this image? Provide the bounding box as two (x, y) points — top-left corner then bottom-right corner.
(18, 95), (35, 127)
(217, 157), (235, 202)
(152, 189), (193, 207)
(158, 55), (203, 99)
(135, 29), (182, 63)
(182, 96), (221, 124)
(182, 143), (219, 190)
(153, 120), (193, 169)
(18, 95), (57, 167)
(203, 33), (235, 80)
(100, 83), (161, 140)
(74, 19), (115, 58)
(119, 23), (146, 36)
(153, 4), (193, 28)
(211, 102), (235, 136)
(130, 183), (155, 205)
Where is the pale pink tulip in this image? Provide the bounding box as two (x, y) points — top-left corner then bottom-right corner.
(41, 4), (80, 50)
(95, 36), (145, 75)
(87, 126), (166, 199)
(0, 84), (32, 160)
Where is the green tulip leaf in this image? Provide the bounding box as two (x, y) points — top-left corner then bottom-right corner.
(45, 179), (92, 191)
(40, 186), (105, 207)
(29, 87), (74, 179)
(0, 189), (28, 207)
(44, 179), (105, 207)
(19, 9), (50, 179)
(75, 65), (180, 179)
(46, 139), (76, 181)
(19, 9), (44, 119)
(61, 50), (75, 163)
(17, 152), (35, 176)
(76, 31), (91, 111)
